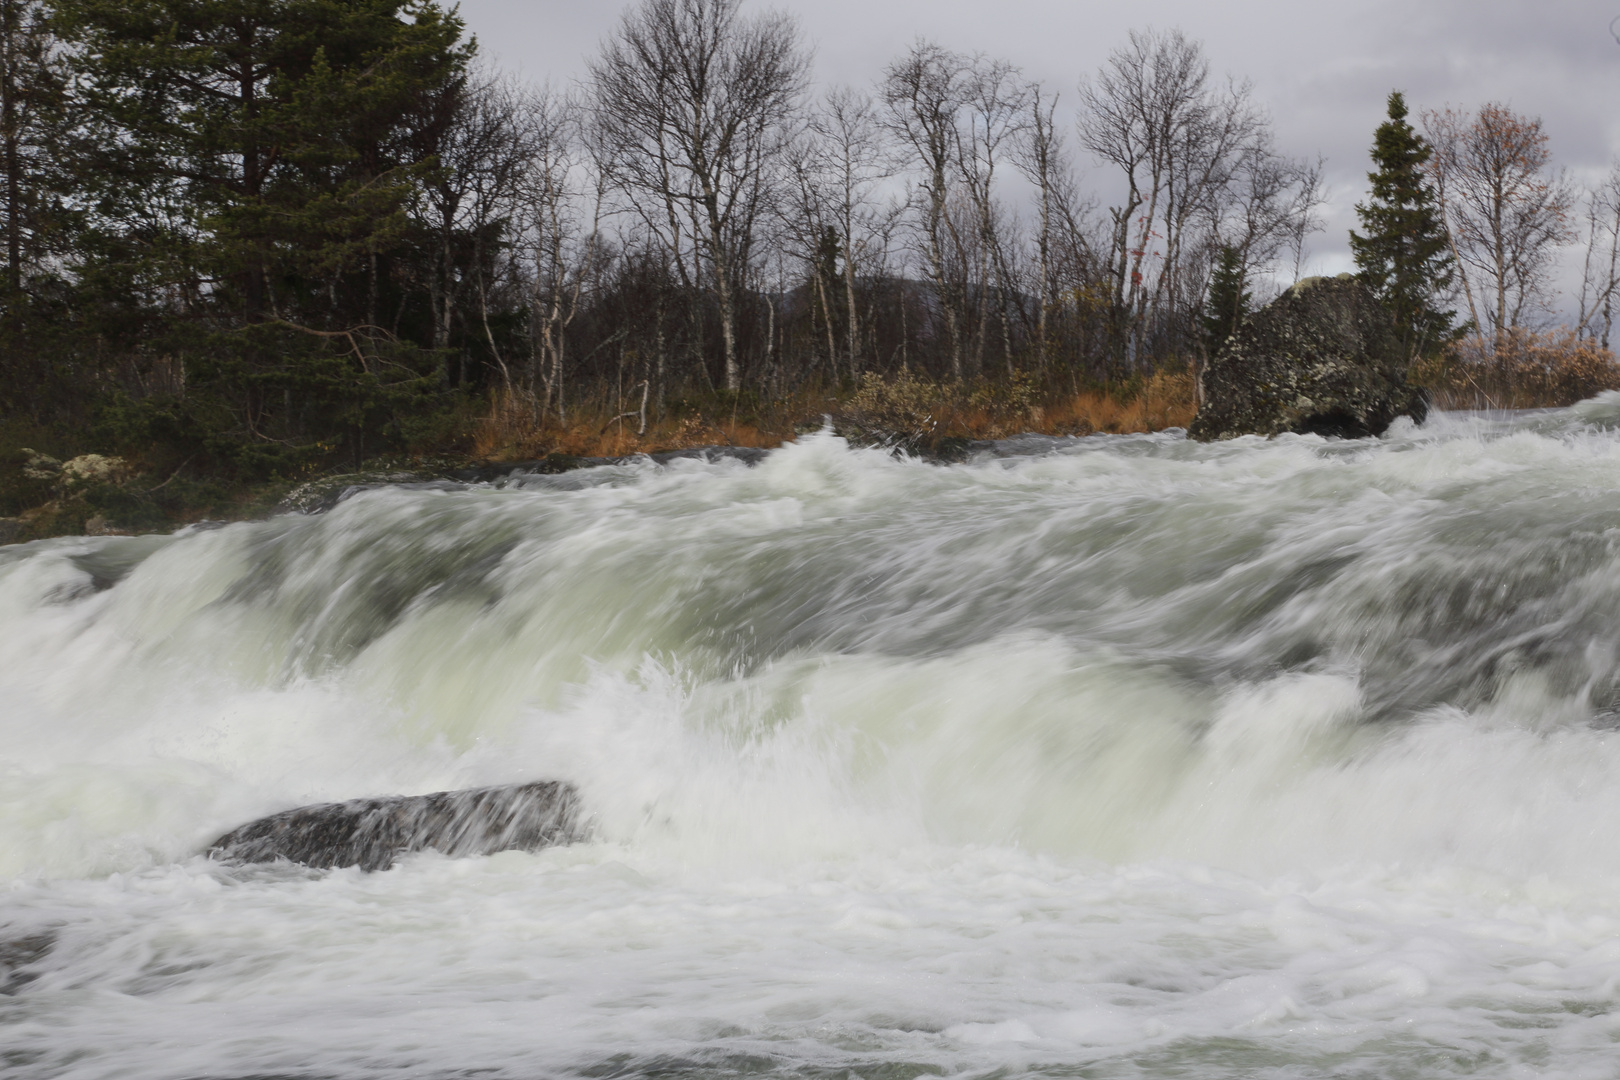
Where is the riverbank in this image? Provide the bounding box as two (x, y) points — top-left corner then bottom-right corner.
(0, 372), (1198, 542)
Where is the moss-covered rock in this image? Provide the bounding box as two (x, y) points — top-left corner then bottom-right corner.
(1190, 274), (1428, 441)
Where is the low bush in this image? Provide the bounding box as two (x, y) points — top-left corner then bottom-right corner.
(1413, 330), (1620, 409)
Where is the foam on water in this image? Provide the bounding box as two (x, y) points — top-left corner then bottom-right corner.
(10, 405), (1620, 1077)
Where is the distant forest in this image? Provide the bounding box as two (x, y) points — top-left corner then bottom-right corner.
(2, 0), (1616, 479)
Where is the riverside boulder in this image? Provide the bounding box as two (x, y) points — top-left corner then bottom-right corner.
(1190, 274), (1428, 441)
(206, 781), (587, 871)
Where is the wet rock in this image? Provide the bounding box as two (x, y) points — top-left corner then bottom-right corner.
(646, 445), (769, 468)
(206, 781), (587, 872)
(1190, 274), (1428, 441)
(0, 930), (55, 994)
(83, 515), (131, 537)
(276, 470), (436, 514)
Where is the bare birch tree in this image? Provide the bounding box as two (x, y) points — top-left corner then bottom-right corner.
(1577, 162), (1620, 349)
(805, 86), (894, 380)
(411, 68), (550, 393)
(1014, 85), (1102, 376)
(881, 40), (972, 379)
(1424, 104), (1576, 348)
(1079, 29), (1265, 372)
(954, 57), (1028, 374)
(588, 0), (809, 392)
(518, 85), (605, 420)
(1220, 140), (1324, 295)
(0, 0), (65, 298)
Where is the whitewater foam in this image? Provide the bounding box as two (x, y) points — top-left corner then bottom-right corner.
(10, 407), (1620, 1076)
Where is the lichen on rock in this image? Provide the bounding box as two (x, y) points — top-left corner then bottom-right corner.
(59, 454), (132, 486)
(1189, 274), (1428, 441)
(18, 449), (61, 482)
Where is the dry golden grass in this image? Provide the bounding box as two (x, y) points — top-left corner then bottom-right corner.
(1048, 371), (1198, 435)
(470, 387), (820, 460)
(1413, 329), (1620, 410)
(467, 369), (1198, 462)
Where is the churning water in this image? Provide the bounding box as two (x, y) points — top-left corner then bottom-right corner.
(12, 402), (1620, 1078)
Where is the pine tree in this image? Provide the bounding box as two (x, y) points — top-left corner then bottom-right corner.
(1202, 243), (1250, 358)
(0, 0), (69, 298)
(52, 0), (472, 473)
(0, 0), (76, 421)
(1349, 90), (1457, 357)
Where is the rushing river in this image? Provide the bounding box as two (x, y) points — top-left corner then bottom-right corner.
(11, 402), (1620, 1079)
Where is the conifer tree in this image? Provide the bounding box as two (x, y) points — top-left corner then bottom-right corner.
(1202, 243), (1250, 357)
(0, 0), (68, 298)
(0, 0), (76, 421)
(1349, 91), (1457, 357)
(52, 0), (472, 472)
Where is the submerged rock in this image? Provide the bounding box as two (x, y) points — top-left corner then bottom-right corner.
(206, 781), (587, 872)
(1190, 274), (1428, 441)
(0, 930), (55, 994)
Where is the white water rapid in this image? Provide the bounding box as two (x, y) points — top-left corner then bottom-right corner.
(11, 402), (1620, 1078)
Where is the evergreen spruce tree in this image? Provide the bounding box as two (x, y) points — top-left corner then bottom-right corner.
(1349, 91), (1457, 358)
(0, 0), (69, 297)
(52, 0), (472, 474)
(0, 0), (82, 424)
(1202, 243), (1250, 358)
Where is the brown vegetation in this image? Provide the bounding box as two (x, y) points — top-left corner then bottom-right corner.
(468, 372), (1198, 461)
(1412, 330), (1620, 409)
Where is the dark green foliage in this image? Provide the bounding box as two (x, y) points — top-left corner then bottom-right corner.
(45, 0), (471, 475)
(1202, 244), (1250, 358)
(1, 0), (80, 426)
(1349, 91), (1458, 358)
(1, 0), (74, 296)
(0, 445), (53, 514)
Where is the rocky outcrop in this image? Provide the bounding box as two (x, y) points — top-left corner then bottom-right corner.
(206, 781), (587, 872)
(19, 450), (133, 486)
(1190, 274), (1428, 441)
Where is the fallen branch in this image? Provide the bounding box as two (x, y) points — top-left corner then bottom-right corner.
(140, 456), (195, 494)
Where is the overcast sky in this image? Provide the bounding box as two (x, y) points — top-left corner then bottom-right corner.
(458, 0), (1618, 286)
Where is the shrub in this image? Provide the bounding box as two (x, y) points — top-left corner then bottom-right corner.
(1413, 329), (1620, 409)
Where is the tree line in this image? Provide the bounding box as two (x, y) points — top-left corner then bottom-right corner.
(0, 0), (1611, 476)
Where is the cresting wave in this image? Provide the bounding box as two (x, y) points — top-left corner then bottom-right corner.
(9, 401), (1620, 1077)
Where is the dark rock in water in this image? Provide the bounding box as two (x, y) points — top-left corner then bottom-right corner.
(1190, 274), (1428, 441)
(646, 445), (770, 468)
(0, 930), (55, 994)
(206, 781), (586, 872)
